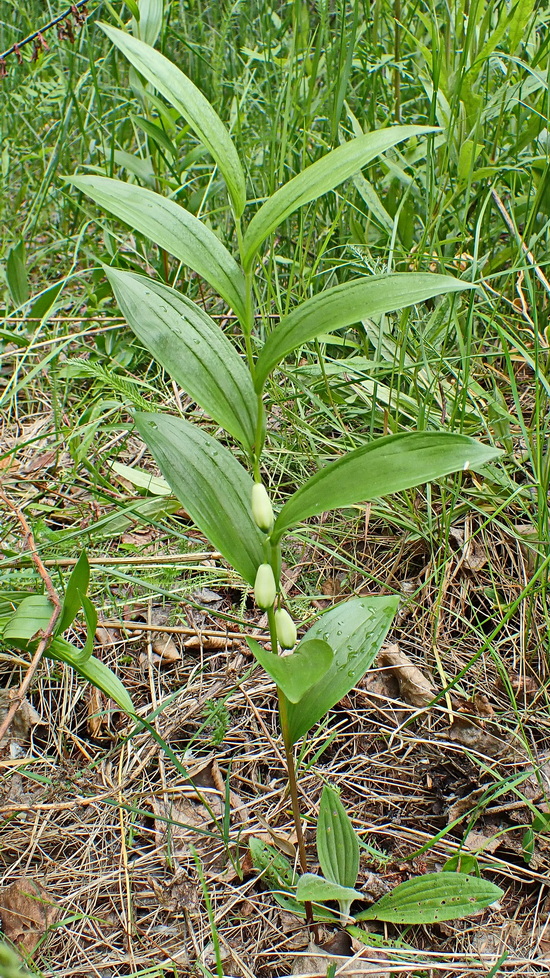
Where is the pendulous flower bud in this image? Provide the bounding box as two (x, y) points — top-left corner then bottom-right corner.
(275, 608), (297, 649)
(251, 482), (274, 533)
(254, 563), (277, 609)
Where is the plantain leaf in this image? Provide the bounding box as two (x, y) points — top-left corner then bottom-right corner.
(67, 175), (246, 321)
(286, 596), (398, 744)
(99, 23), (246, 217)
(106, 268), (257, 449)
(272, 432), (501, 544)
(317, 786), (359, 890)
(296, 874), (364, 905)
(133, 412), (264, 585)
(246, 637), (333, 703)
(47, 637), (134, 715)
(255, 273), (470, 390)
(355, 872), (503, 924)
(242, 126), (435, 270)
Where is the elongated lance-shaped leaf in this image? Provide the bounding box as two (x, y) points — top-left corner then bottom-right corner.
(106, 268), (257, 450)
(355, 872), (503, 924)
(67, 176), (246, 322)
(47, 637), (135, 715)
(134, 412), (265, 585)
(255, 273), (470, 390)
(246, 638), (333, 703)
(272, 432), (501, 545)
(242, 126), (435, 270)
(99, 23), (246, 216)
(317, 786), (359, 890)
(286, 596), (398, 743)
(57, 551), (90, 634)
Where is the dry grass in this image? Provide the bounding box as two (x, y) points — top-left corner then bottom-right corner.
(1, 460), (549, 976)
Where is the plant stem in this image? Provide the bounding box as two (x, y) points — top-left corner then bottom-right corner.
(270, 602), (314, 929)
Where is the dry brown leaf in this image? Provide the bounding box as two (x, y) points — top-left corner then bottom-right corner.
(149, 873), (200, 914)
(449, 526), (488, 571)
(0, 877), (60, 955)
(448, 696), (505, 757)
(87, 686), (112, 739)
(151, 633), (181, 662)
(184, 634), (229, 650)
(22, 450), (58, 475)
(447, 718), (504, 756)
(378, 645), (435, 707)
(290, 940), (389, 976)
(0, 692), (42, 748)
(464, 825), (503, 854)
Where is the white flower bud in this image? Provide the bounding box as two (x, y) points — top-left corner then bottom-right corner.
(275, 608), (297, 649)
(251, 482), (274, 533)
(254, 563), (276, 609)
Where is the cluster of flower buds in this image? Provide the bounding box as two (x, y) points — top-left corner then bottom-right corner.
(251, 482), (297, 649)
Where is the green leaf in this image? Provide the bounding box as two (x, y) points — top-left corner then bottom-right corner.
(286, 596), (398, 743)
(3, 595), (55, 649)
(249, 838), (297, 891)
(242, 126), (435, 270)
(79, 593), (98, 662)
(132, 0), (163, 45)
(133, 412), (265, 585)
(67, 176), (246, 321)
(272, 432), (501, 544)
(47, 637), (134, 715)
(57, 551), (90, 634)
(355, 873), (503, 924)
(246, 638), (333, 703)
(255, 273), (471, 390)
(6, 240), (29, 307)
(133, 115), (178, 158)
(99, 23), (246, 216)
(296, 874), (363, 905)
(106, 268), (257, 448)
(110, 460), (171, 495)
(317, 786), (359, 889)
(249, 839), (337, 921)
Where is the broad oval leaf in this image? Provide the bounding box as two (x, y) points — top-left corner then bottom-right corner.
(317, 786), (359, 890)
(106, 268), (257, 449)
(67, 175), (246, 321)
(286, 595), (398, 744)
(47, 637), (135, 715)
(100, 23), (246, 216)
(296, 874), (364, 905)
(3, 595), (55, 648)
(255, 273), (471, 390)
(355, 872), (503, 924)
(272, 432), (501, 544)
(242, 126), (436, 270)
(133, 412), (264, 585)
(246, 637), (333, 703)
